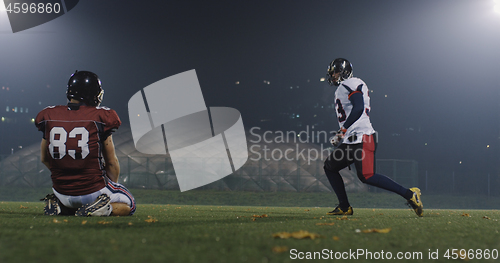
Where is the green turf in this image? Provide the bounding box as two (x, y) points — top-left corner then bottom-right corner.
(1, 187), (500, 209)
(0, 202), (499, 263)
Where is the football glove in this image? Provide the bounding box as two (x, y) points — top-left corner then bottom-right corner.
(330, 128), (346, 147)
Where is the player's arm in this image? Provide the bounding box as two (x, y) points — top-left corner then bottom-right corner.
(342, 91), (364, 130)
(102, 135), (120, 183)
(40, 138), (51, 169)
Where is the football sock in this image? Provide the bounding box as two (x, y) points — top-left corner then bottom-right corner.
(365, 173), (410, 199)
(403, 189), (414, 200)
(324, 168), (350, 208)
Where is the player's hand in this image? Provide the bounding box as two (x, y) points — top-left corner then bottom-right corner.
(329, 135), (341, 146)
(329, 128), (346, 147)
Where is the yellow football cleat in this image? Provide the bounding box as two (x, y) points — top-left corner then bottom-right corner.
(327, 206), (353, 215)
(407, 187), (423, 217)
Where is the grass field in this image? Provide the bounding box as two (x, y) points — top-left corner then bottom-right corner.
(1, 199), (499, 263)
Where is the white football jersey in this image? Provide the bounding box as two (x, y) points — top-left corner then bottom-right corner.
(334, 77), (375, 144)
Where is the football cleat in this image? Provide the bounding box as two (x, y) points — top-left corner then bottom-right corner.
(327, 206), (353, 215)
(407, 187), (423, 217)
(75, 194), (111, 217)
(40, 194), (61, 216)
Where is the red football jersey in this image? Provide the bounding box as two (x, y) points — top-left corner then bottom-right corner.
(35, 104), (121, 196)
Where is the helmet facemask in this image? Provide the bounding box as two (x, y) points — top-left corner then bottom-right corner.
(95, 90), (104, 107)
(327, 58), (353, 86)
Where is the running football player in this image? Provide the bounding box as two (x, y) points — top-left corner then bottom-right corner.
(324, 58), (423, 217)
(36, 71), (135, 216)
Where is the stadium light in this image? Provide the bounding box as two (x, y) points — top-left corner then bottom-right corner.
(495, 0), (500, 14)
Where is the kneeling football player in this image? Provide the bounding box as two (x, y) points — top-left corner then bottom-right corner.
(36, 71), (135, 216)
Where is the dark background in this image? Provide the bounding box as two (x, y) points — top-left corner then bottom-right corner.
(0, 0), (499, 192)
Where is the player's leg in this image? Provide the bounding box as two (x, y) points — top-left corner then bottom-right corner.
(102, 178), (136, 216)
(53, 189), (113, 216)
(110, 203), (132, 216)
(72, 179), (136, 217)
(353, 134), (412, 197)
(324, 145), (353, 215)
(353, 134), (423, 216)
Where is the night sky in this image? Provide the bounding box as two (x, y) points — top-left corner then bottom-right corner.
(0, 0), (499, 177)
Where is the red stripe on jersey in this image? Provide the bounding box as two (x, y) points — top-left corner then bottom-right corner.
(348, 90), (362, 99)
(361, 134), (376, 180)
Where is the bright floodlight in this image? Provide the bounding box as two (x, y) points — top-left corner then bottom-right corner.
(495, 0), (500, 14)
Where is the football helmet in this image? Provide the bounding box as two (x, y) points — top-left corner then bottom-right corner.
(326, 58), (353, 86)
(66, 70), (103, 106)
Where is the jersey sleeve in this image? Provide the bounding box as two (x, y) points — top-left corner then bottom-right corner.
(34, 107), (51, 139)
(340, 83), (365, 129)
(101, 108), (122, 140)
(343, 92), (364, 129)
